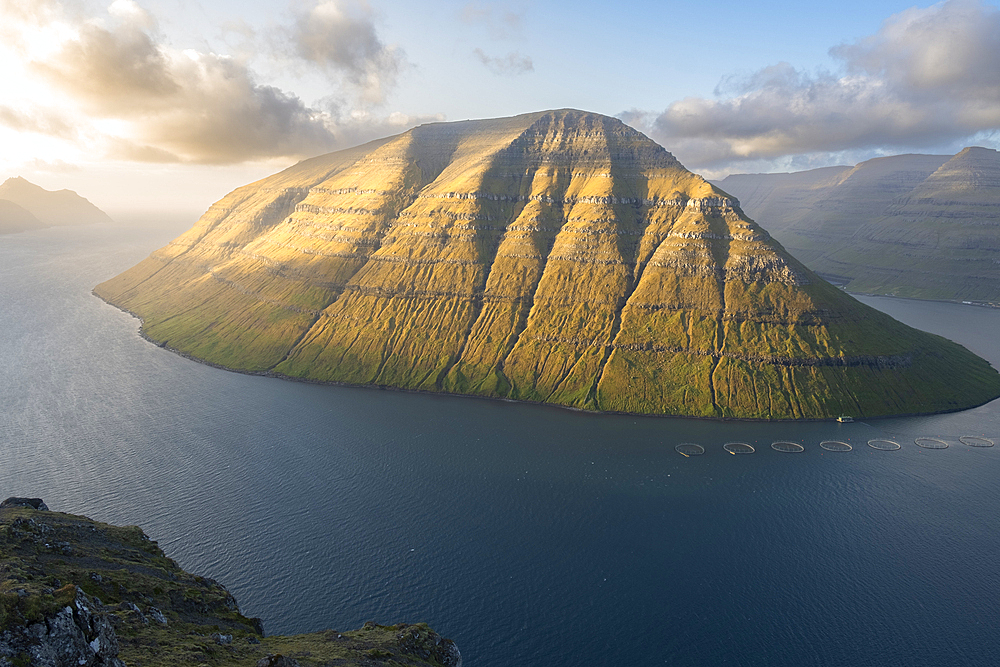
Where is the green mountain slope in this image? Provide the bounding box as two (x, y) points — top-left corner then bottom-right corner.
(709, 165), (851, 236)
(716, 149), (1000, 302)
(95, 110), (1000, 419)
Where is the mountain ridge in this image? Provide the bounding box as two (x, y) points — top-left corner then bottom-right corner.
(715, 148), (1000, 302)
(95, 110), (1000, 419)
(0, 176), (112, 233)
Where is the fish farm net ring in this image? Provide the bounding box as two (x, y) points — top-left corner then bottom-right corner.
(868, 439), (901, 451)
(675, 443), (705, 457)
(820, 440), (852, 452)
(960, 436), (994, 447)
(915, 438), (949, 449)
(724, 442), (755, 454)
(771, 441), (805, 453)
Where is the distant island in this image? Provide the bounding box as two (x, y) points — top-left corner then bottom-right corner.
(0, 177), (112, 234)
(715, 147), (1000, 304)
(94, 110), (1000, 420)
(0, 498), (461, 667)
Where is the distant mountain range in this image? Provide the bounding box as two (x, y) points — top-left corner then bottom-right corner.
(95, 110), (1000, 419)
(715, 147), (1000, 304)
(0, 177), (112, 234)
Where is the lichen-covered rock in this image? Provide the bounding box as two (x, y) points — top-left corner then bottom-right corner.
(256, 655), (300, 667)
(0, 498), (48, 511)
(395, 624), (462, 667)
(0, 588), (124, 667)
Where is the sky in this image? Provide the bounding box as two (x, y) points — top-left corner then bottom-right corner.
(2, 0), (1000, 219)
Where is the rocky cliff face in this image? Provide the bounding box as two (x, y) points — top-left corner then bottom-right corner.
(0, 499), (459, 667)
(716, 148), (1000, 302)
(94, 110), (1000, 419)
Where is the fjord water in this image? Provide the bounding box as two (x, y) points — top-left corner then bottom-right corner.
(3, 222), (999, 666)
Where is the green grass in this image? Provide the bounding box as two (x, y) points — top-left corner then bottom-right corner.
(0, 506), (458, 667)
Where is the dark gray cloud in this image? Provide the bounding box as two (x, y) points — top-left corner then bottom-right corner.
(643, 0), (1000, 170)
(473, 48), (533, 75)
(288, 0), (403, 105)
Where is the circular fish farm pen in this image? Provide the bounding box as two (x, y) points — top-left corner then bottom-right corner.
(675, 443), (705, 457)
(771, 441), (805, 453)
(960, 436), (995, 447)
(868, 439), (901, 451)
(915, 437), (949, 449)
(724, 442), (755, 455)
(820, 440), (852, 452)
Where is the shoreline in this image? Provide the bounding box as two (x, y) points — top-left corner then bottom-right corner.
(92, 291), (1000, 425)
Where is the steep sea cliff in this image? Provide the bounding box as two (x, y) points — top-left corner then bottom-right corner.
(0, 499), (459, 667)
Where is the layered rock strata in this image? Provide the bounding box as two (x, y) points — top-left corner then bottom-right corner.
(95, 110), (1000, 419)
(716, 148), (1000, 302)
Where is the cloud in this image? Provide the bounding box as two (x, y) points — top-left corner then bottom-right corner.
(642, 0), (1000, 170)
(460, 1), (525, 40)
(288, 0), (404, 105)
(473, 48), (533, 75)
(0, 105), (78, 139)
(1, 0), (424, 164)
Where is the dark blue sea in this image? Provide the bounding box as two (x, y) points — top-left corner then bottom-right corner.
(2, 221), (998, 666)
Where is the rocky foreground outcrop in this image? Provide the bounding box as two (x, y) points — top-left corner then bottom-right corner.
(0, 499), (460, 667)
(95, 109), (1000, 419)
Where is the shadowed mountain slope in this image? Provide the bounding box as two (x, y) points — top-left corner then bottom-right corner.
(716, 149), (1000, 302)
(0, 177), (112, 233)
(0, 199), (41, 234)
(95, 110), (1000, 419)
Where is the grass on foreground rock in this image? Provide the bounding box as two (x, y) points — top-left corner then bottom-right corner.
(0, 498), (460, 667)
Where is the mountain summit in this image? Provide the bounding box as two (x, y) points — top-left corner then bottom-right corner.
(95, 110), (1000, 419)
(0, 176), (112, 233)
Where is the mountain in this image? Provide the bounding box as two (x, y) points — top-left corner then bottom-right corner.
(709, 165), (852, 236)
(94, 110), (1000, 419)
(0, 199), (42, 234)
(0, 498), (460, 667)
(0, 176), (112, 232)
(715, 148), (1000, 302)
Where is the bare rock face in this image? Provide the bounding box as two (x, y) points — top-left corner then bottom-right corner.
(395, 623), (462, 667)
(0, 588), (124, 667)
(95, 110), (1000, 419)
(0, 498), (48, 511)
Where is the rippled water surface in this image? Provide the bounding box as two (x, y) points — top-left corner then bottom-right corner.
(2, 222), (999, 666)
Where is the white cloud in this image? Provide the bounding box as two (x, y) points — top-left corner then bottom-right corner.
(288, 0), (405, 105)
(0, 0), (427, 165)
(473, 48), (533, 76)
(640, 0), (1000, 171)
(460, 1), (525, 40)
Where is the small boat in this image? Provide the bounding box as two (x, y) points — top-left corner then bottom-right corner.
(836, 415), (854, 423)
